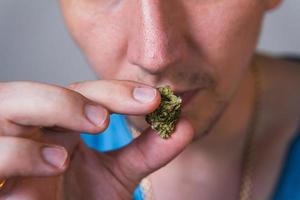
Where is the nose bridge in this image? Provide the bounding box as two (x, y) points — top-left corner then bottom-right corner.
(128, 0), (185, 73)
(141, 0), (168, 55)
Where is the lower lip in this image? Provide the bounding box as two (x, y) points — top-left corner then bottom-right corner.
(177, 89), (200, 108)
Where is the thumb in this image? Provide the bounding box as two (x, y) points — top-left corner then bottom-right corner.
(112, 118), (194, 188)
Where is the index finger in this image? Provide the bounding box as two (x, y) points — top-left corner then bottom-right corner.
(67, 80), (161, 115)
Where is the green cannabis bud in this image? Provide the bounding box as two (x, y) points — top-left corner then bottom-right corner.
(145, 86), (182, 139)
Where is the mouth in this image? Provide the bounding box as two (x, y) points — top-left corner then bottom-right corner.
(174, 88), (201, 108)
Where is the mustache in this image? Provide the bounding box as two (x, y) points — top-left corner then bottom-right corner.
(189, 73), (214, 87)
(136, 68), (216, 89)
(170, 70), (216, 88)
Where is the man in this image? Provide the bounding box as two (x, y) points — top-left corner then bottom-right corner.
(0, 0), (299, 199)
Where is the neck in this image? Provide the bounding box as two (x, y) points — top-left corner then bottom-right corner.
(147, 65), (258, 199)
(179, 63), (256, 168)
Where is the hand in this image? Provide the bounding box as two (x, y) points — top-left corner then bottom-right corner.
(0, 80), (194, 200)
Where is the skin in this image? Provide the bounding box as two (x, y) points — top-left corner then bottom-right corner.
(1, 0), (300, 199)
(58, 0), (300, 199)
(59, 0), (277, 137)
(0, 80), (194, 199)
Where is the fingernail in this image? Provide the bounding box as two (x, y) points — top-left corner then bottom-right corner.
(42, 146), (68, 168)
(85, 105), (107, 127)
(133, 87), (156, 103)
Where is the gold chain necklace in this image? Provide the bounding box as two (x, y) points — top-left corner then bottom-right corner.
(0, 180), (6, 188)
(239, 59), (261, 200)
(130, 60), (262, 200)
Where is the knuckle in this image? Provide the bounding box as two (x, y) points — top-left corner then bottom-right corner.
(0, 119), (39, 137)
(50, 87), (84, 109)
(0, 138), (49, 177)
(67, 81), (84, 91)
(0, 82), (13, 101)
(0, 138), (26, 172)
(0, 82), (7, 93)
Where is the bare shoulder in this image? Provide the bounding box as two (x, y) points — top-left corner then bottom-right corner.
(251, 54), (300, 200)
(255, 52), (300, 118)
(256, 53), (300, 86)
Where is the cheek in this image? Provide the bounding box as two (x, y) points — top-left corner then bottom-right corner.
(61, 1), (129, 78)
(186, 1), (264, 93)
(187, 1), (263, 59)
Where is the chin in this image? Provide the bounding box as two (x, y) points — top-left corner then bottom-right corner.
(182, 91), (229, 141)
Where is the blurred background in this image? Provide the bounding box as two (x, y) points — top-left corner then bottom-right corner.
(0, 0), (299, 86)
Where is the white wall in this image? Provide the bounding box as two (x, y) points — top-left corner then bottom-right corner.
(257, 0), (300, 54)
(0, 0), (299, 85)
(0, 0), (95, 85)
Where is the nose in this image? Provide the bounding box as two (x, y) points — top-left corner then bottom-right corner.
(127, 0), (187, 74)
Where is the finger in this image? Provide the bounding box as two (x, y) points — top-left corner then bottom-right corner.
(111, 118), (194, 187)
(0, 118), (40, 138)
(67, 80), (161, 114)
(0, 81), (109, 135)
(0, 176), (60, 199)
(0, 136), (69, 179)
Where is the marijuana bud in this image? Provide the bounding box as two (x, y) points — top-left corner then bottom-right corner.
(145, 86), (182, 139)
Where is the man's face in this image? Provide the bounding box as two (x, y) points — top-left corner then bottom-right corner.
(60, 0), (278, 137)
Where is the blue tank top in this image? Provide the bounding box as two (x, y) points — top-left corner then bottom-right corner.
(81, 114), (300, 199)
(271, 130), (300, 199)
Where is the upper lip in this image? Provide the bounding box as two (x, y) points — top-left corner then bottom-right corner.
(174, 88), (200, 96)
(152, 85), (203, 106)
(156, 85), (202, 95)
(173, 88), (202, 107)
(170, 87), (202, 96)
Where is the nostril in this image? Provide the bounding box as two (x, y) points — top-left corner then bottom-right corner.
(131, 57), (176, 74)
(128, 44), (185, 74)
